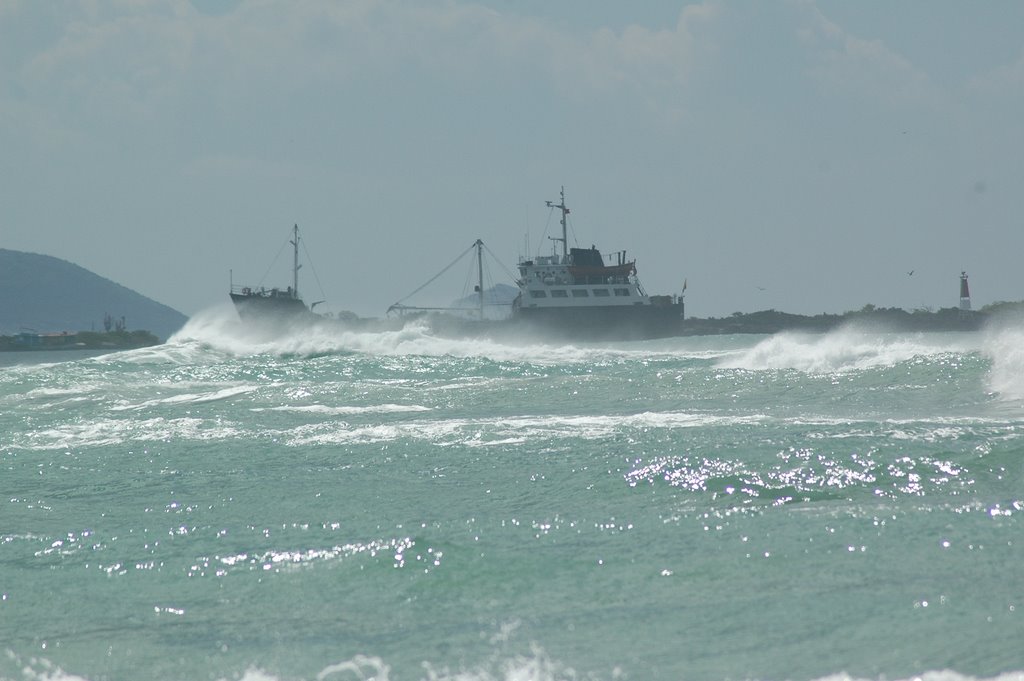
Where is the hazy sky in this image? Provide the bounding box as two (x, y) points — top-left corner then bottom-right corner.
(2, 0), (1022, 319)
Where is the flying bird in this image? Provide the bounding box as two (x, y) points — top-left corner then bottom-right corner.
(907, 270), (914, 277)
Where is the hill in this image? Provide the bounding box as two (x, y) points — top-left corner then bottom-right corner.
(0, 249), (187, 341)
(450, 283), (519, 318)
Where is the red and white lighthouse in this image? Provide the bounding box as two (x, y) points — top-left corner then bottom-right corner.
(959, 271), (971, 312)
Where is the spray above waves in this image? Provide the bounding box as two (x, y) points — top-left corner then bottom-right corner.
(163, 305), (716, 364)
(715, 324), (982, 373)
(166, 306), (561, 362)
(981, 322), (1024, 400)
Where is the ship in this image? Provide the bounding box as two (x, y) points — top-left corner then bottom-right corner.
(390, 187), (687, 341)
(509, 187), (685, 340)
(229, 224), (322, 324)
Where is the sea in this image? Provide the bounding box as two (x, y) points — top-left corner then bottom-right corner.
(2, 306), (1023, 681)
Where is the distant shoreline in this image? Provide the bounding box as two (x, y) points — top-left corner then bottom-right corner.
(9, 303), (1013, 353)
(678, 305), (994, 336)
(0, 329), (161, 353)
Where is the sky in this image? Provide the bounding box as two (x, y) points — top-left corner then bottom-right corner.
(2, 0), (1022, 320)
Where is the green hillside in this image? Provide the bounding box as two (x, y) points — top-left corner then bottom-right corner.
(0, 249), (187, 341)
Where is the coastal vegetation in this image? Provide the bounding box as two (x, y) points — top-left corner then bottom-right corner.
(680, 304), (1003, 336)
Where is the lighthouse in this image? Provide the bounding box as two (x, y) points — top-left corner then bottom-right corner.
(959, 271), (971, 314)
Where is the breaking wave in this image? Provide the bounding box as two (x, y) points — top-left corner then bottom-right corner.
(716, 324), (981, 373)
(164, 306), (717, 364)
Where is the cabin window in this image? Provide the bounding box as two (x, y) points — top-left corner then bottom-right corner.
(614, 288), (630, 297)
(593, 289), (610, 297)
(530, 290), (547, 299)
(551, 290), (568, 298)
(571, 289), (589, 298)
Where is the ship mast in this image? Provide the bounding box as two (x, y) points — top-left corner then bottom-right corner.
(291, 224), (301, 300)
(475, 238), (484, 320)
(546, 186), (569, 260)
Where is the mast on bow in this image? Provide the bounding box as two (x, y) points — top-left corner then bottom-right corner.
(290, 224), (301, 300)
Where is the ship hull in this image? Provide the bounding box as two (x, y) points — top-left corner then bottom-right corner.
(420, 302), (685, 342)
(511, 303), (685, 341)
(230, 292), (315, 324)
(231, 292), (411, 334)
(231, 294), (686, 342)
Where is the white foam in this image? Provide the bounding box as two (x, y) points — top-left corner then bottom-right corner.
(253, 404), (431, 415)
(4, 652), (1022, 681)
(286, 411), (765, 447)
(813, 673), (1024, 681)
(23, 387), (95, 398)
(8, 417), (243, 450)
(111, 385), (258, 411)
(246, 664), (1024, 681)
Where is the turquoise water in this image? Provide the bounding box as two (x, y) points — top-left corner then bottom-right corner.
(2, 308), (1023, 681)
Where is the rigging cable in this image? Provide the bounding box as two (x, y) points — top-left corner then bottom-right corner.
(300, 235), (328, 303)
(255, 234), (291, 288)
(537, 208), (554, 258)
(390, 241), (479, 307)
(482, 242), (519, 283)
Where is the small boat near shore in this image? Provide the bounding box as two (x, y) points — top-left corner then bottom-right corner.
(229, 224), (321, 324)
(229, 224), (404, 333)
